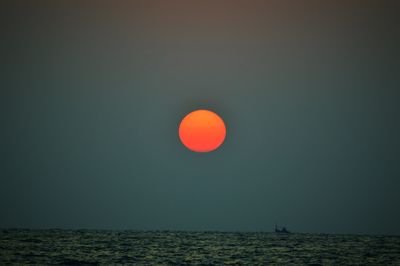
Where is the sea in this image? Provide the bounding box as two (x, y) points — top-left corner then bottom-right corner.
(1, 229), (399, 265)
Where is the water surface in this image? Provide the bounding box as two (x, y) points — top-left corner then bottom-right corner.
(1, 229), (399, 265)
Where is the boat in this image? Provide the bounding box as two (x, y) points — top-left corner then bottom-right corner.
(275, 224), (291, 234)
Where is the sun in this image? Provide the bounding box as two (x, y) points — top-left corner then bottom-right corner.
(179, 109), (226, 152)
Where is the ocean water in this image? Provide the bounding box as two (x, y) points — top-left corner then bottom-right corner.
(1, 229), (399, 265)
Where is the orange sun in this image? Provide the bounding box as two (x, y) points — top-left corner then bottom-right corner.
(179, 109), (226, 152)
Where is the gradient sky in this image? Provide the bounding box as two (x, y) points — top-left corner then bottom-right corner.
(1, 1), (399, 234)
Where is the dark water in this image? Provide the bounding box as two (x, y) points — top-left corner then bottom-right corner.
(1, 230), (399, 265)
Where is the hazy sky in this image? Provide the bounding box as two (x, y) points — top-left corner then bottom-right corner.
(1, 1), (399, 234)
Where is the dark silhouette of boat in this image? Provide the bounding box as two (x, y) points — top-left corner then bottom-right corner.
(275, 224), (291, 234)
